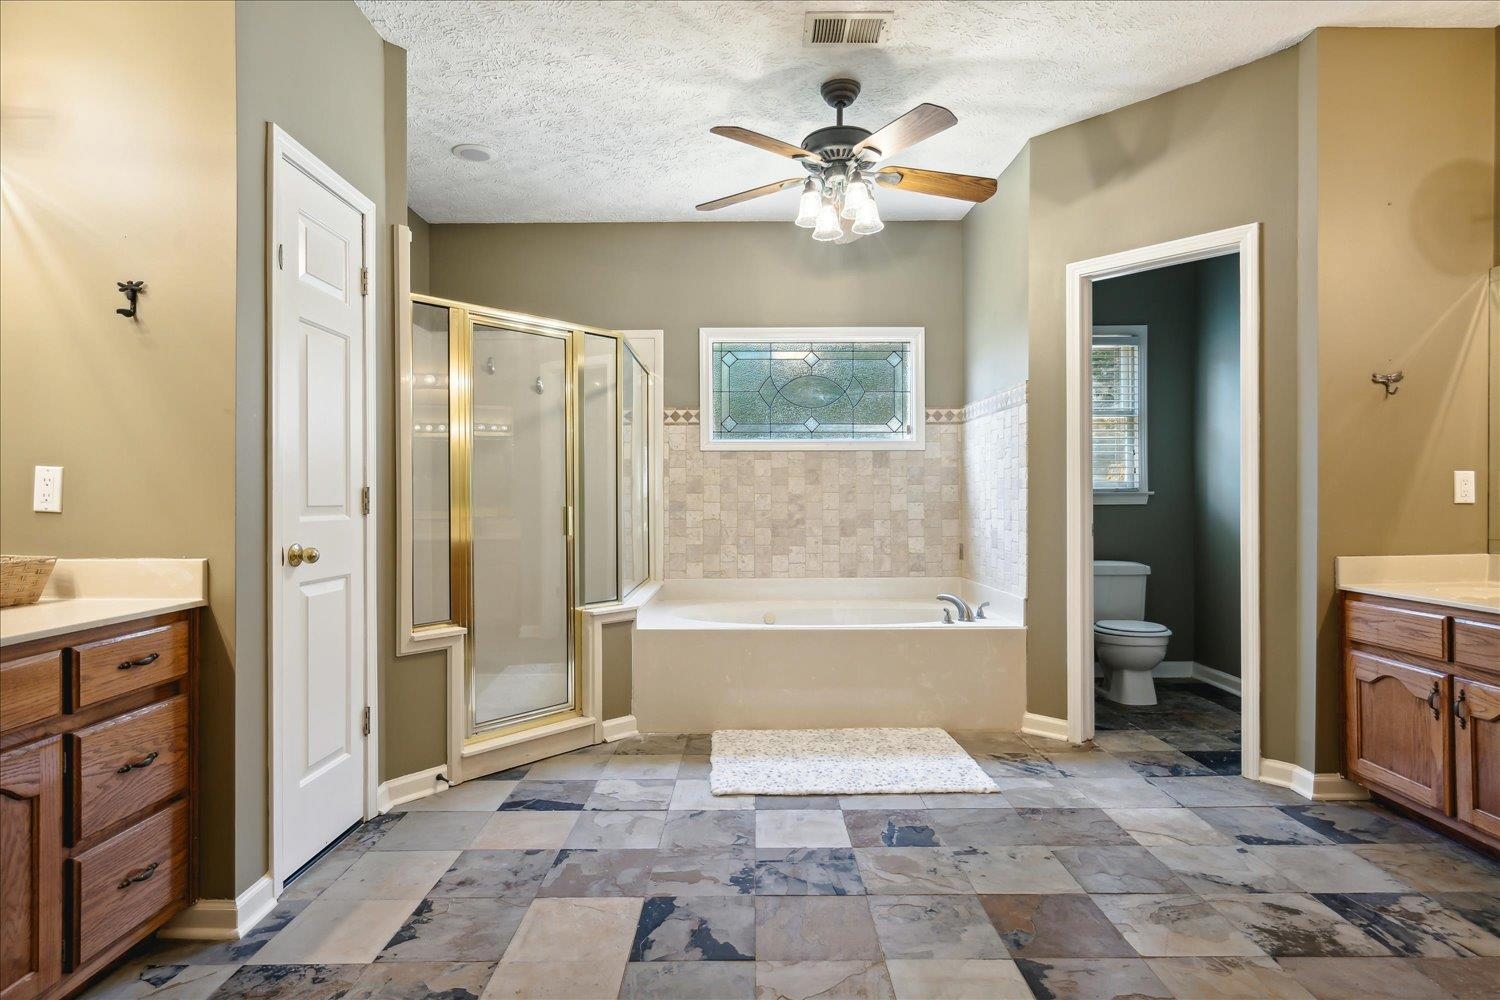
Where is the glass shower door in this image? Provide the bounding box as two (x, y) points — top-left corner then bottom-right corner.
(467, 321), (573, 733)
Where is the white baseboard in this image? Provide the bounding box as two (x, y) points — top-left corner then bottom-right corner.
(160, 872), (276, 941)
(376, 764), (448, 812)
(1259, 758), (1370, 801)
(602, 715), (639, 742)
(1193, 662), (1243, 696)
(1020, 711), (1069, 743)
(1147, 660), (1243, 696)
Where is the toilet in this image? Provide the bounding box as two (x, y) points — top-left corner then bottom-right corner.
(1093, 560), (1172, 706)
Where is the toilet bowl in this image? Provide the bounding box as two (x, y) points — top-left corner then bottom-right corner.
(1094, 619), (1172, 706)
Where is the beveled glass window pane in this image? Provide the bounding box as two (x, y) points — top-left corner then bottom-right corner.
(709, 339), (915, 442)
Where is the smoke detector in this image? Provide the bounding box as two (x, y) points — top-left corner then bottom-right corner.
(803, 11), (893, 46)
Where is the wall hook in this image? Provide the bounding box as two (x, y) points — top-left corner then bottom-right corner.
(1371, 371), (1403, 397)
(116, 280), (144, 319)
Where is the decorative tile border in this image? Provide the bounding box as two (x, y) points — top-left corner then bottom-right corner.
(664, 407), (976, 427)
(962, 381), (1028, 422)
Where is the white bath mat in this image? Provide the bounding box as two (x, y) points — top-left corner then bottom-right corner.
(709, 727), (999, 796)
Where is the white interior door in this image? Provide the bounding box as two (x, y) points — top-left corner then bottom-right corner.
(271, 129), (373, 883)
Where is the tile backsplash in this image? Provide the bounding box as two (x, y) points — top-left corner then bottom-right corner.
(661, 382), (1027, 592)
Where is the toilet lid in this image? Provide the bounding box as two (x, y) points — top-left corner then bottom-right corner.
(1095, 619), (1172, 637)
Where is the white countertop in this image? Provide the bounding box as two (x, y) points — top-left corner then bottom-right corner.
(1, 558), (207, 647)
(1336, 554), (1500, 616)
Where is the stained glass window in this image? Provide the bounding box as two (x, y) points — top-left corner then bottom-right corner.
(702, 329), (923, 449)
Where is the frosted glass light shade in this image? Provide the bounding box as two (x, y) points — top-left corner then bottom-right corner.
(851, 197), (884, 236)
(811, 202), (843, 241)
(794, 179), (821, 228)
(841, 178), (869, 220)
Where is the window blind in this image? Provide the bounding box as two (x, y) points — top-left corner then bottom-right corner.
(1092, 340), (1142, 492)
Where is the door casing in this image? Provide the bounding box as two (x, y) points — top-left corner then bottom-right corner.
(1062, 224), (1263, 775)
(266, 123), (379, 893)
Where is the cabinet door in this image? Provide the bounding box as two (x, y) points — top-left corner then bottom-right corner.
(1, 739), (63, 1000)
(1346, 650), (1452, 812)
(1454, 677), (1500, 839)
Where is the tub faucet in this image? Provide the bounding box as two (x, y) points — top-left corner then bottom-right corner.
(975, 602), (991, 620)
(937, 594), (973, 623)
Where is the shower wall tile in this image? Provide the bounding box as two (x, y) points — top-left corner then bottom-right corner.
(663, 415), (962, 579)
(961, 383), (1028, 595)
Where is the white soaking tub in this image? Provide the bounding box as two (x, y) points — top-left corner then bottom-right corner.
(632, 577), (1026, 733)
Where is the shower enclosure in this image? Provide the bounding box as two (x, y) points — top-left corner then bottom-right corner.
(400, 292), (652, 745)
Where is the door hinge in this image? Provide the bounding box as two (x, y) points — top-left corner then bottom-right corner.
(360, 266), (369, 296)
(277, 243), (284, 270)
(361, 485), (371, 516)
(362, 706), (372, 737)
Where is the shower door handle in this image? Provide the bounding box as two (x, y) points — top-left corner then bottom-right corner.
(564, 506), (573, 537)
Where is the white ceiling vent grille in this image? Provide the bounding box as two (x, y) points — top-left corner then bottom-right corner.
(803, 11), (892, 46)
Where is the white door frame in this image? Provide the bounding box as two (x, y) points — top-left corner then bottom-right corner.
(266, 123), (380, 891)
(1064, 223), (1262, 779)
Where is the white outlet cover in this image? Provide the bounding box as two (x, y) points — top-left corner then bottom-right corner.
(1453, 470), (1476, 504)
(33, 465), (63, 513)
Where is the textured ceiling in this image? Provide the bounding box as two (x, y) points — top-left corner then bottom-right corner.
(358, 0), (1497, 223)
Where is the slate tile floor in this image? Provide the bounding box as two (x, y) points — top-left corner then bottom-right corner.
(85, 731), (1500, 1000)
(1094, 679), (1246, 778)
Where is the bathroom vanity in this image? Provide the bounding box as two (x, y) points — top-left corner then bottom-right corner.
(1339, 556), (1500, 853)
(0, 560), (202, 999)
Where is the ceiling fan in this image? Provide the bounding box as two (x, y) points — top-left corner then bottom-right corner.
(696, 77), (997, 243)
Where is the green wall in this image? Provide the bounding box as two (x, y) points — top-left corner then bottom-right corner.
(1193, 254), (1243, 677)
(1092, 262), (1204, 662)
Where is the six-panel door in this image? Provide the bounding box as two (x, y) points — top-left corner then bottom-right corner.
(1346, 649), (1452, 812)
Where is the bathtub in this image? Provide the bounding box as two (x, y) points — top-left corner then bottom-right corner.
(632, 578), (1026, 732)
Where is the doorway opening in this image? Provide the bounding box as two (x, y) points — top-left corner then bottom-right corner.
(1065, 225), (1262, 779)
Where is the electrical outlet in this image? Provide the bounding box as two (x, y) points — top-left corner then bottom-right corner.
(33, 465), (62, 513)
(1454, 470), (1476, 504)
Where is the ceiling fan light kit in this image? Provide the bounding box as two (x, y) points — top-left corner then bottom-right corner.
(697, 76), (998, 242)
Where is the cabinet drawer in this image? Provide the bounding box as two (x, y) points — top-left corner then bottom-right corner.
(70, 622), (188, 709)
(1345, 600), (1448, 661)
(1, 650), (63, 732)
(70, 800), (188, 969)
(69, 696), (189, 842)
(1453, 618), (1500, 673)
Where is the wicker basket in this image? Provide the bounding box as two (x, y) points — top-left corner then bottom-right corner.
(1, 555), (57, 608)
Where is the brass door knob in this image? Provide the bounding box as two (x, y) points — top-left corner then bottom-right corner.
(287, 543), (321, 567)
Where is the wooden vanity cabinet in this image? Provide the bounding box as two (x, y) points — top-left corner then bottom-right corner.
(0, 611), (197, 1000)
(1343, 593), (1500, 853)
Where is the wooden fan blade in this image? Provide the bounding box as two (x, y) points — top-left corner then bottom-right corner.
(710, 126), (825, 166)
(696, 178), (803, 211)
(853, 103), (957, 159)
(874, 165), (997, 203)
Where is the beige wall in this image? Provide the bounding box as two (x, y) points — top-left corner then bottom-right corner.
(0, 0), (239, 888)
(408, 209), (431, 294)
(426, 222), (967, 408)
(1024, 49), (1306, 761)
(601, 620), (633, 721)
(964, 148), (1031, 400)
(1311, 28), (1494, 767)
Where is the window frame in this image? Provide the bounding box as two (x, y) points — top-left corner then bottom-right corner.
(1091, 324), (1150, 505)
(698, 327), (926, 452)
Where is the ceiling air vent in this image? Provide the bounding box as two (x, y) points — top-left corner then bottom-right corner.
(803, 11), (892, 46)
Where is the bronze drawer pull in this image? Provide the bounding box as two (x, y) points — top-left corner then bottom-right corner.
(116, 751), (159, 774)
(117, 862), (158, 890)
(118, 652), (160, 671)
(1455, 690), (1468, 730)
(1426, 683), (1441, 720)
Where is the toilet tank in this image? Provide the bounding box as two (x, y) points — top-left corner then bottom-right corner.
(1094, 560), (1150, 622)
